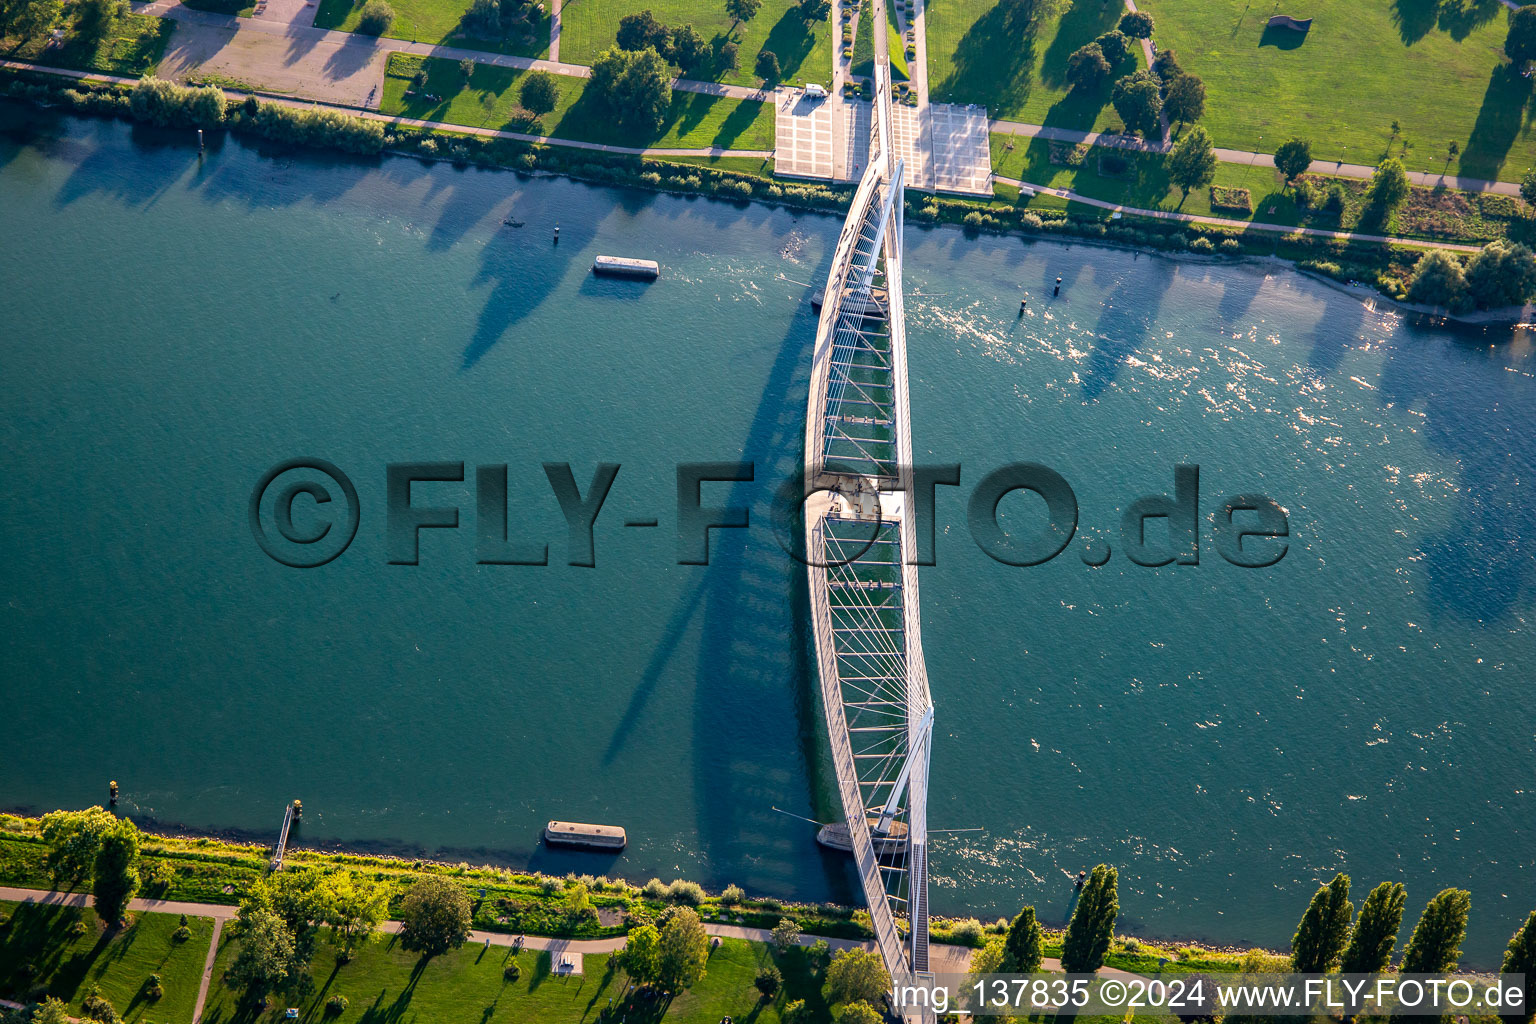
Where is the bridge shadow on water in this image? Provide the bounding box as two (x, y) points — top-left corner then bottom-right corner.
(592, 228), (857, 902)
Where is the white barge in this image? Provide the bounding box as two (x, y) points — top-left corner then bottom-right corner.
(592, 255), (660, 279)
(543, 820), (627, 850)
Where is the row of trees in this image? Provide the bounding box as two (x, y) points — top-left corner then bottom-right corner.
(1408, 239), (1536, 312)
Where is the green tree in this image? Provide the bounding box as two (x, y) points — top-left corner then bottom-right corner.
(319, 872), (391, 950)
(719, 40), (739, 69)
(1066, 42), (1111, 91)
(40, 807), (118, 884)
(1522, 166), (1536, 206)
(30, 999), (72, 1024)
(826, 948), (891, 1005)
(782, 999), (811, 1023)
(669, 23), (708, 71)
(1000, 906), (1044, 973)
(1501, 910), (1536, 1024)
(1506, 5), (1536, 67)
(1152, 46), (1182, 79)
(0, 0), (62, 40)
(1340, 882), (1409, 973)
(969, 935), (1006, 975)
(1119, 9), (1153, 36)
(399, 875), (472, 956)
(1368, 157), (1410, 212)
(1168, 124), (1217, 203)
(591, 45), (672, 131)
(228, 908), (299, 995)
(1290, 873), (1353, 973)
(621, 923), (661, 984)
(755, 48), (780, 79)
(1096, 28), (1130, 63)
(1111, 71), (1162, 137)
(1465, 239), (1536, 309)
(357, 0), (391, 33)
(839, 1003), (883, 1024)
(616, 8), (668, 49)
(459, 56), (476, 78)
(1164, 72), (1205, 127)
(1400, 888), (1471, 973)
(91, 819), (140, 924)
(755, 964), (782, 998)
(772, 917), (802, 952)
(725, 0), (760, 25)
(656, 906), (710, 991)
(1273, 137), (1312, 186)
(520, 69), (560, 115)
(1405, 250), (1470, 311)
(798, 0), (830, 17)
(1061, 864), (1119, 974)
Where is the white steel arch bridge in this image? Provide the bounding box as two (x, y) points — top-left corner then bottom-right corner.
(803, 11), (936, 1015)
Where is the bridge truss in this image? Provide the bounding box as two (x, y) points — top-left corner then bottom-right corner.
(804, 29), (936, 1014)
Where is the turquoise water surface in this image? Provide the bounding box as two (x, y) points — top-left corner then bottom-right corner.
(1, 103), (1531, 964)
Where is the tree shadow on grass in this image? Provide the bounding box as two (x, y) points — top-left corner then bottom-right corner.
(760, 7), (820, 82)
(932, 0), (1039, 110)
(1461, 63), (1534, 180)
(1436, 0), (1503, 40)
(1392, 0), (1440, 45)
(1037, 0), (1124, 89)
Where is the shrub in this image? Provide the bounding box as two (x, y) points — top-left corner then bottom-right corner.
(70, 918), (90, 937)
(503, 962), (521, 981)
(641, 877), (668, 900)
(539, 876), (563, 895)
(721, 884), (744, 905)
(1021, 211), (1043, 229)
(782, 999), (810, 1023)
(1220, 238), (1242, 254)
(1209, 185), (1251, 213)
(667, 879), (705, 905)
(963, 210), (984, 229)
(947, 918), (985, 944)
(772, 917), (802, 951)
(1325, 183), (1347, 214)
(358, 0), (393, 33)
(1190, 236), (1215, 253)
(325, 994), (348, 1016)
(1293, 179), (1316, 208)
(755, 964), (782, 997)
(145, 974), (163, 1001)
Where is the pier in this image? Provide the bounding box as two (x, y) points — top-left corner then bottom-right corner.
(803, 6), (936, 1017)
(270, 800), (297, 871)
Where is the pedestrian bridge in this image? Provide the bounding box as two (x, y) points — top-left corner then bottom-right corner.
(803, 36), (936, 1018)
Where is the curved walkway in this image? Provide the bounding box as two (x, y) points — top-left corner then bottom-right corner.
(995, 173), (1486, 252)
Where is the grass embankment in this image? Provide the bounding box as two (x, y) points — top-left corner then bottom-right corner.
(381, 52), (776, 150)
(0, 11), (171, 76)
(989, 133), (1532, 245)
(925, 0), (1141, 130)
(559, 0), (834, 89)
(1135, 0), (1532, 183)
(314, 0), (550, 57)
(0, 901), (214, 1024)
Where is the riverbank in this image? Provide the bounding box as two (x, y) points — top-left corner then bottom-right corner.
(1, 63), (1528, 326)
(0, 812), (1279, 973)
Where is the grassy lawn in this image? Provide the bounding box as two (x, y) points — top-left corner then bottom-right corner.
(662, 152), (776, 175)
(990, 131), (1525, 243)
(1, 11), (172, 76)
(1135, 0), (1534, 182)
(382, 52), (776, 148)
(314, 0), (551, 57)
(201, 929), (831, 1024)
(559, 0), (834, 88)
(0, 901), (214, 1024)
(926, 0), (1142, 128)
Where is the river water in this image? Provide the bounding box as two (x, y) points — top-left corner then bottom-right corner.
(1, 103), (1531, 965)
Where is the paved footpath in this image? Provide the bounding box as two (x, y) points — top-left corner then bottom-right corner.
(132, 1), (772, 105)
(994, 173), (1485, 253)
(1, 884), (1007, 1021)
(2, 58), (772, 160)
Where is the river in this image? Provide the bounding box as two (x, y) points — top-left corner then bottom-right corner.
(0, 101), (1531, 965)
